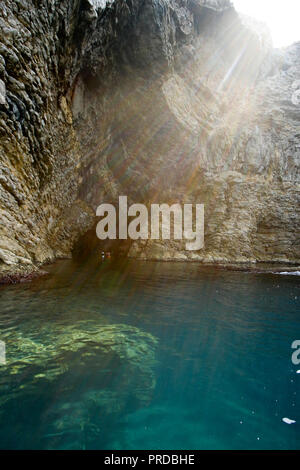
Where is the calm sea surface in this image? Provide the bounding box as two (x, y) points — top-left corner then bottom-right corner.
(0, 259), (299, 449)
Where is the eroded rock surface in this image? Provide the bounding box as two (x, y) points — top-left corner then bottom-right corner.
(0, 0), (299, 274)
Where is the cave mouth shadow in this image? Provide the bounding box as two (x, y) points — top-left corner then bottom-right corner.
(72, 223), (132, 263)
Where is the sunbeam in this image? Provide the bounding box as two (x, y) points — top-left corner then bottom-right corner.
(233, 0), (300, 47)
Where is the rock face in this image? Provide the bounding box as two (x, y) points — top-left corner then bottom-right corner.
(0, 0), (299, 274)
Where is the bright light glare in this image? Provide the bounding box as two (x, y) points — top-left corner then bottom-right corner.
(233, 0), (300, 47)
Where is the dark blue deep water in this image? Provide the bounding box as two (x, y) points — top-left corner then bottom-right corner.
(0, 259), (299, 450)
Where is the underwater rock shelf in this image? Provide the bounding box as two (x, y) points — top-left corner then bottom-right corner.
(0, 321), (158, 449)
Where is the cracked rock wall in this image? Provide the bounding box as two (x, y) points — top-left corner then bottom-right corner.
(0, 0), (299, 276)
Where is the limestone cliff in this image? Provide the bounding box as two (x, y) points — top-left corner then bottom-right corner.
(0, 0), (299, 278)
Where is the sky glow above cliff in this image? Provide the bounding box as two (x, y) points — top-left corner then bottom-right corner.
(233, 0), (300, 47)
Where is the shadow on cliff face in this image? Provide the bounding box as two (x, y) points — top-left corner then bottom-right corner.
(72, 222), (132, 261)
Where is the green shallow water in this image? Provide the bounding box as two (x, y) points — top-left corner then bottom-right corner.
(0, 258), (299, 450)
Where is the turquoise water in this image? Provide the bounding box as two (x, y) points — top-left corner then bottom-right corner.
(0, 259), (299, 450)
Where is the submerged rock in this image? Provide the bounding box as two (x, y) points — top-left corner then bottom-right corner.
(0, 322), (158, 448)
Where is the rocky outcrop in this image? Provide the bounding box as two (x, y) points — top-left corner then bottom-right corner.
(0, 0), (299, 276)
